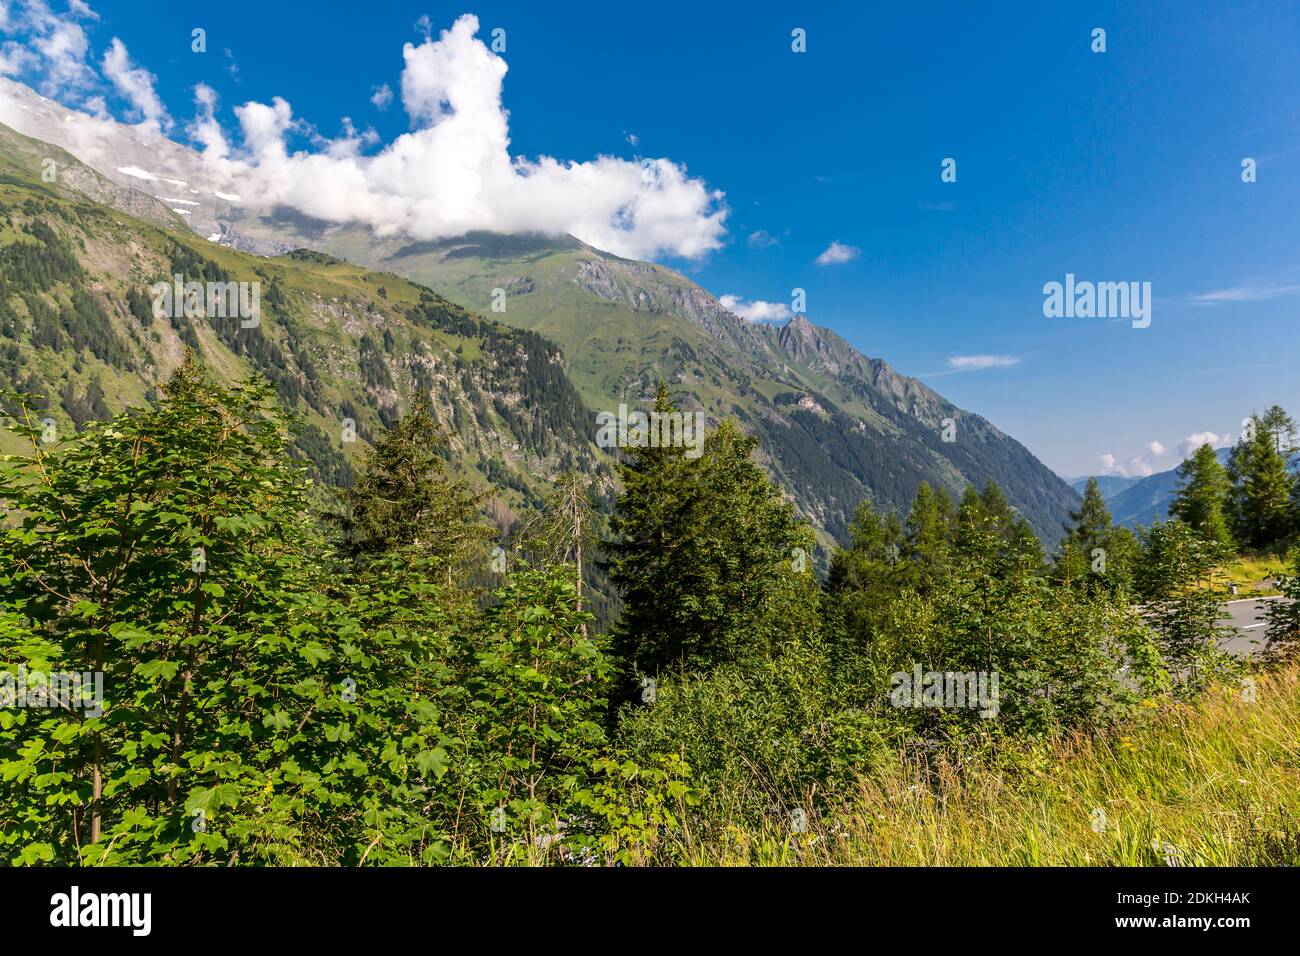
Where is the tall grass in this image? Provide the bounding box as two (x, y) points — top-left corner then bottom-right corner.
(677, 665), (1300, 866)
(1222, 553), (1287, 597)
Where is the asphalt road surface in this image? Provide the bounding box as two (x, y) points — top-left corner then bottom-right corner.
(1220, 596), (1286, 657)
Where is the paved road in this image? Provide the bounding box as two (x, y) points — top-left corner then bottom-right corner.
(1220, 596), (1287, 657)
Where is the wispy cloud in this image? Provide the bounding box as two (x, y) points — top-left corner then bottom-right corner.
(101, 36), (170, 133)
(946, 354), (1020, 372)
(1187, 282), (1300, 304)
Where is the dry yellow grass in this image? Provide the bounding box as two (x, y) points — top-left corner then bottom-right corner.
(677, 666), (1300, 866)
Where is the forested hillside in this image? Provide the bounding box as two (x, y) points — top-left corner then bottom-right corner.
(0, 127), (603, 524)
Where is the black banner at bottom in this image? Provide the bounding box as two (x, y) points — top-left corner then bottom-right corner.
(0, 865), (1284, 943)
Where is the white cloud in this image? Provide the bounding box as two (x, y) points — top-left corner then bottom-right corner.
(0, 42), (37, 76)
(1, 10), (727, 261)
(1146, 440), (1166, 456)
(1177, 431), (1230, 457)
(102, 37), (170, 133)
(624, 131), (638, 146)
(815, 240), (860, 266)
(183, 15), (726, 260)
(946, 354), (1020, 372)
(1098, 452), (1156, 479)
(747, 229), (778, 248)
(370, 83), (393, 110)
(18, 0), (99, 96)
(1188, 283), (1300, 304)
(719, 294), (791, 324)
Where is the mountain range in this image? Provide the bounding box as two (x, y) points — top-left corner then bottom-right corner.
(1069, 448), (1234, 528)
(0, 76), (1082, 550)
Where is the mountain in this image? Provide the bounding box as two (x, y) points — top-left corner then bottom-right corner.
(242, 222), (1079, 545)
(0, 78), (1082, 548)
(1067, 475), (1140, 498)
(0, 121), (603, 534)
(1103, 447), (1233, 528)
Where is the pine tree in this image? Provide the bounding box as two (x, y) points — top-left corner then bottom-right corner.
(606, 390), (816, 677)
(335, 395), (491, 584)
(1170, 442), (1234, 553)
(1229, 416), (1293, 550)
(1056, 478), (1133, 592)
(903, 481), (950, 591)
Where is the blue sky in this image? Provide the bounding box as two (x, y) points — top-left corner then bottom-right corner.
(4, 0), (1299, 479)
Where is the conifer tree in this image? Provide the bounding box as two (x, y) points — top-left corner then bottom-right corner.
(1229, 415), (1293, 550)
(1064, 478), (1112, 551)
(606, 387), (815, 676)
(1260, 405), (1299, 458)
(1056, 478), (1134, 592)
(903, 481), (951, 591)
(335, 395), (491, 584)
(1170, 442), (1233, 553)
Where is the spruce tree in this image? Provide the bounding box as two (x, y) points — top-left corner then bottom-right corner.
(1170, 443), (1233, 553)
(1065, 478), (1112, 550)
(1056, 478), (1133, 592)
(1229, 416), (1293, 550)
(606, 389), (815, 676)
(903, 481), (950, 591)
(335, 395), (491, 583)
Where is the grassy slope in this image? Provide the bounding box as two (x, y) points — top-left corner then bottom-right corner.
(679, 666), (1300, 866)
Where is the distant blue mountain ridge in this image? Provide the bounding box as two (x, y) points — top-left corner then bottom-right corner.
(1071, 446), (1299, 529)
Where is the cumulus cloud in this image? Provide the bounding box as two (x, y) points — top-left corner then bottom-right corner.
(1098, 453), (1157, 479)
(747, 229), (779, 248)
(1177, 431), (1229, 456)
(1096, 437), (1192, 478)
(102, 37), (170, 133)
(815, 240), (860, 265)
(184, 14), (727, 259)
(0, 10), (727, 261)
(719, 294), (790, 324)
(370, 83), (393, 110)
(946, 354), (1020, 372)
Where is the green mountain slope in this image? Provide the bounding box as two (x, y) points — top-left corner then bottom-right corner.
(0, 127), (601, 530)
(227, 213), (1080, 546)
